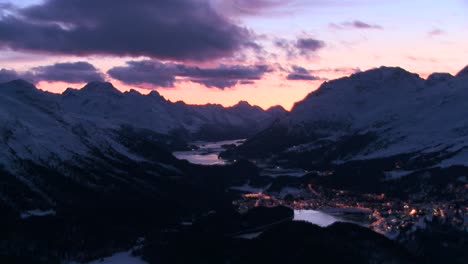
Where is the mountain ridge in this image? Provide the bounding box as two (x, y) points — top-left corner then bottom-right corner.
(223, 65), (468, 170)
(0, 79), (286, 136)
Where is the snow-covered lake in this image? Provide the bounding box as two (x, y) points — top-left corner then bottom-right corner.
(173, 139), (244, 165)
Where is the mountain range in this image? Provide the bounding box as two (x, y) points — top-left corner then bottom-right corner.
(2, 65), (468, 209)
(0, 79), (285, 170)
(225, 65), (468, 174)
(0, 79), (285, 214)
(1, 66), (467, 263)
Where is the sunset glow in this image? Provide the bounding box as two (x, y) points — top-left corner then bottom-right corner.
(1, 0), (467, 109)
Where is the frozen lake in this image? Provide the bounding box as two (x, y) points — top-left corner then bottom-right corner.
(293, 210), (343, 227)
(294, 209), (370, 228)
(173, 139), (245, 165)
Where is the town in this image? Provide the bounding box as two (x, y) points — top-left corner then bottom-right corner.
(233, 182), (467, 240)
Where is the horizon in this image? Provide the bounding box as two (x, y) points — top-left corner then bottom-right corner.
(1, 0), (467, 110)
(3, 64), (468, 111)
(1, 1), (467, 262)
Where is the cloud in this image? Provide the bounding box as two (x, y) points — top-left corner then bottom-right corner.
(0, 68), (20, 83)
(0, 0), (252, 61)
(212, 0), (294, 16)
(329, 20), (382, 30)
(105, 61), (176, 88)
(191, 79), (239, 89)
(286, 65), (324, 81)
(211, 0), (362, 17)
(274, 37), (325, 58)
(0, 68), (37, 83)
(427, 28), (445, 37)
(406, 56), (438, 63)
(0, 62), (103, 84)
(108, 60), (272, 89)
(310, 67), (361, 75)
(296, 38), (326, 55)
(274, 38), (295, 58)
(30, 62), (104, 83)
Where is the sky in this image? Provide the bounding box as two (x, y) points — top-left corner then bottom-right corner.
(0, 0), (467, 110)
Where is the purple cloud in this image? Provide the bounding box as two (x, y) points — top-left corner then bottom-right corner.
(108, 60), (272, 89)
(330, 20), (382, 30)
(1, 62), (103, 84)
(427, 28), (445, 37)
(215, 0), (291, 16)
(296, 38), (326, 55)
(30, 62), (104, 83)
(191, 79), (239, 89)
(286, 65), (325, 81)
(274, 37), (325, 58)
(0, 0), (252, 61)
(310, 67), (361, 75)
(274, 38), (295, 58)
(107, 61), (177, 88)
(0, 68), (20, 83)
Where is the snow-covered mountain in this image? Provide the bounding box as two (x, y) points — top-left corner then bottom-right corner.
(0, 80), (285, 163)
(227, 65), (468, 169)
(0, 79), (284, 212)
(61, 81), (286, 137)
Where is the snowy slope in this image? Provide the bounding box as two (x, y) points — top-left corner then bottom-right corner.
(0, 79), (286, 212)
(0, 79), (285, 170)
(239, 66), (468, 167)
(60, 82), (285, 135)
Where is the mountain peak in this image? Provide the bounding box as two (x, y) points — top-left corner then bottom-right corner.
(266, 105), (287, 114)
(63, 87), (78, 96)
(455, 65), (468, 78)
(81, 81), (121, 95)
(426, 72), (453, 85)
(233, 100), (252, 108)
(148, 90), (162, 97)
(124, 89), (142, 96)
(351, 66), (419, 81)
(0, 79), (38, 94)
(147, 90), (166, 101)
(230, 100), (263, 112)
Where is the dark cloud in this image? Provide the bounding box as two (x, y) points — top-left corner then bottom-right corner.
(330, 20), (382, 30)
(287, 73), (321, 81)
(296, 38), (326, 55)
(191, 79), (239, 89)
(214, 0), (291, 16)
(212, 0), (353, 17)
(30, 62), (104, 83)
(291, 66), (309, 75)
(0, 62), (103, 84)
(274, 37), (325, 58)
(0, 68), (36, 83)
(286, 65), (324, 81)
(106, 61), (177, 88)
(0, 68), (20, 83)
(274, 38), (296, 58)
(310, 67), (361, 75)
(108, 60), (272, 89)
(0, 0), (251, 61)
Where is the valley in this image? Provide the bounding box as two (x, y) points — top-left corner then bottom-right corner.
(1, 1), (466, 263)
(0, 66), (467, 264)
